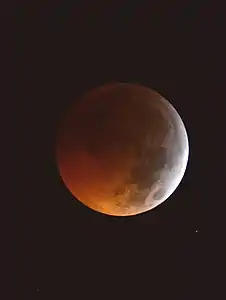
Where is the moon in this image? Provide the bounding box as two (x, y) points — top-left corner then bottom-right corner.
(56, 83), (189, 216)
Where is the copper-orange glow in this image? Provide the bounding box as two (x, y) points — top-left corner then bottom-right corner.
(56, 83), (189, 216)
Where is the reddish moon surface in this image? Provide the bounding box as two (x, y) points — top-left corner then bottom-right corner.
(56, 83), (189, 216)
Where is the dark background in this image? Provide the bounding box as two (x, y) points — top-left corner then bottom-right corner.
(17, 1), (225, 299)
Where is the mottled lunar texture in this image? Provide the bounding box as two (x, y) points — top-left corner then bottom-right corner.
(56, 83), (189, 216)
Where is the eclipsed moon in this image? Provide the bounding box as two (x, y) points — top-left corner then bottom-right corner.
(56, 83), (189, 216)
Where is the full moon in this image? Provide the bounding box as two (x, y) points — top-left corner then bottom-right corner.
(56, 83), (189, 216)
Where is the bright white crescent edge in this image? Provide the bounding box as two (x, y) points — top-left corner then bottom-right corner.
(143, 96), (189, 212)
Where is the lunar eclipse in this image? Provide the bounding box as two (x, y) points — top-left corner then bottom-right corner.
(56, 83), (189, 216)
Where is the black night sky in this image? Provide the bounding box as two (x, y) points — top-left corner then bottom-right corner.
(17, 1), (225, 299)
